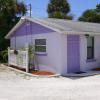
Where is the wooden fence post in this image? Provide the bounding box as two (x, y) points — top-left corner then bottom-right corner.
(8, 47), (10, 67)
(26, 47), (29, 72)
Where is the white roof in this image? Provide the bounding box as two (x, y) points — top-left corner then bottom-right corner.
(5, 16), (100, 39)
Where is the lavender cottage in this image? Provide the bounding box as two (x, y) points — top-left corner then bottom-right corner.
(5, 16), (100, 75)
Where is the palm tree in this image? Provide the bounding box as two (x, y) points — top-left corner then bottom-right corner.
(47, 0), (73, 19)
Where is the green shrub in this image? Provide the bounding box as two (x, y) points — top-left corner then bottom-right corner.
(0, 49), (8, 63)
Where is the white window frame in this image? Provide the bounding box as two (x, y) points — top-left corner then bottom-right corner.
(35, 39), (46, 54)
(87, 36), (94, 60)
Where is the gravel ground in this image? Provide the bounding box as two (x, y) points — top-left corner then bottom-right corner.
(0, 65), (100, 100)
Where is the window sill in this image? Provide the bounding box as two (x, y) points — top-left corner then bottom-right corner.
(86, 59), (97, 63)
(35, 52), (47, 56)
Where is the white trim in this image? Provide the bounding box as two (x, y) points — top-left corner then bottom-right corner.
(62, 31), (100, 35)
(35, 38), (46, 53)
(35, 52), (47, 55)
(26, 17), (61, 33)
(5, 19), (25, 39)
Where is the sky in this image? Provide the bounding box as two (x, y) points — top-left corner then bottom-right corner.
(22, 0), (100, 20)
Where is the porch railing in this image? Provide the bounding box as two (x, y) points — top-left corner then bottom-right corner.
(8, 47), (29, 72)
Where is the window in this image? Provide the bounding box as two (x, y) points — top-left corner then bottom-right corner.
(87, 37), (94, 59)
(35, 39), (46, 53)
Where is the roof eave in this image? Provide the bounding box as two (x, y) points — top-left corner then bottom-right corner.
(5, 18), (26, 39)
(62, 31), (100, 35)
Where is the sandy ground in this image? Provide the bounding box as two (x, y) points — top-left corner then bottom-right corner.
(0, 65), (100, 100)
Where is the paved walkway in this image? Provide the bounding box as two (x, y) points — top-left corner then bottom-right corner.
(0, 65), (100, 100)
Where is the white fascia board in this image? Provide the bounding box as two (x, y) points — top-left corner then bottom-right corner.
(5, 19), (25, 39)
(62, 31), (100, 35)
(26, 17), (61, 33)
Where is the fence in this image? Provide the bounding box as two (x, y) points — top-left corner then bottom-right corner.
(8, 47), (29, 72)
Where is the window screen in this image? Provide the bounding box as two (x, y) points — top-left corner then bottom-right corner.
(35, 39), (46, 52)
(87, 37), (94, 59)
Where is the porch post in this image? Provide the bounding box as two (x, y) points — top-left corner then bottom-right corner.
(8, 47), (10, 67)
(26, 47), (29, 72)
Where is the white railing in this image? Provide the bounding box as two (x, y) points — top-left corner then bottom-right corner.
(8, 47), (29, 72)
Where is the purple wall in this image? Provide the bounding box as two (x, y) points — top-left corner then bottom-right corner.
(11, 21), (55, 37)
(67, 35), (80, 73)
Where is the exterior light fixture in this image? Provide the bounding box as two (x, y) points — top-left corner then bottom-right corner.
(85, 34), (89, 38)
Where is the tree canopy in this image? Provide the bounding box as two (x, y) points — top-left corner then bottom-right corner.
(78, 4), (100, 23)
(0, 0), (27, 51)
(47, 0), (73, 19)
(0, 0), (27, 62)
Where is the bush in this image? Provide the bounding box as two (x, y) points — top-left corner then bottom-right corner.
(0, 49), (8, 63)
